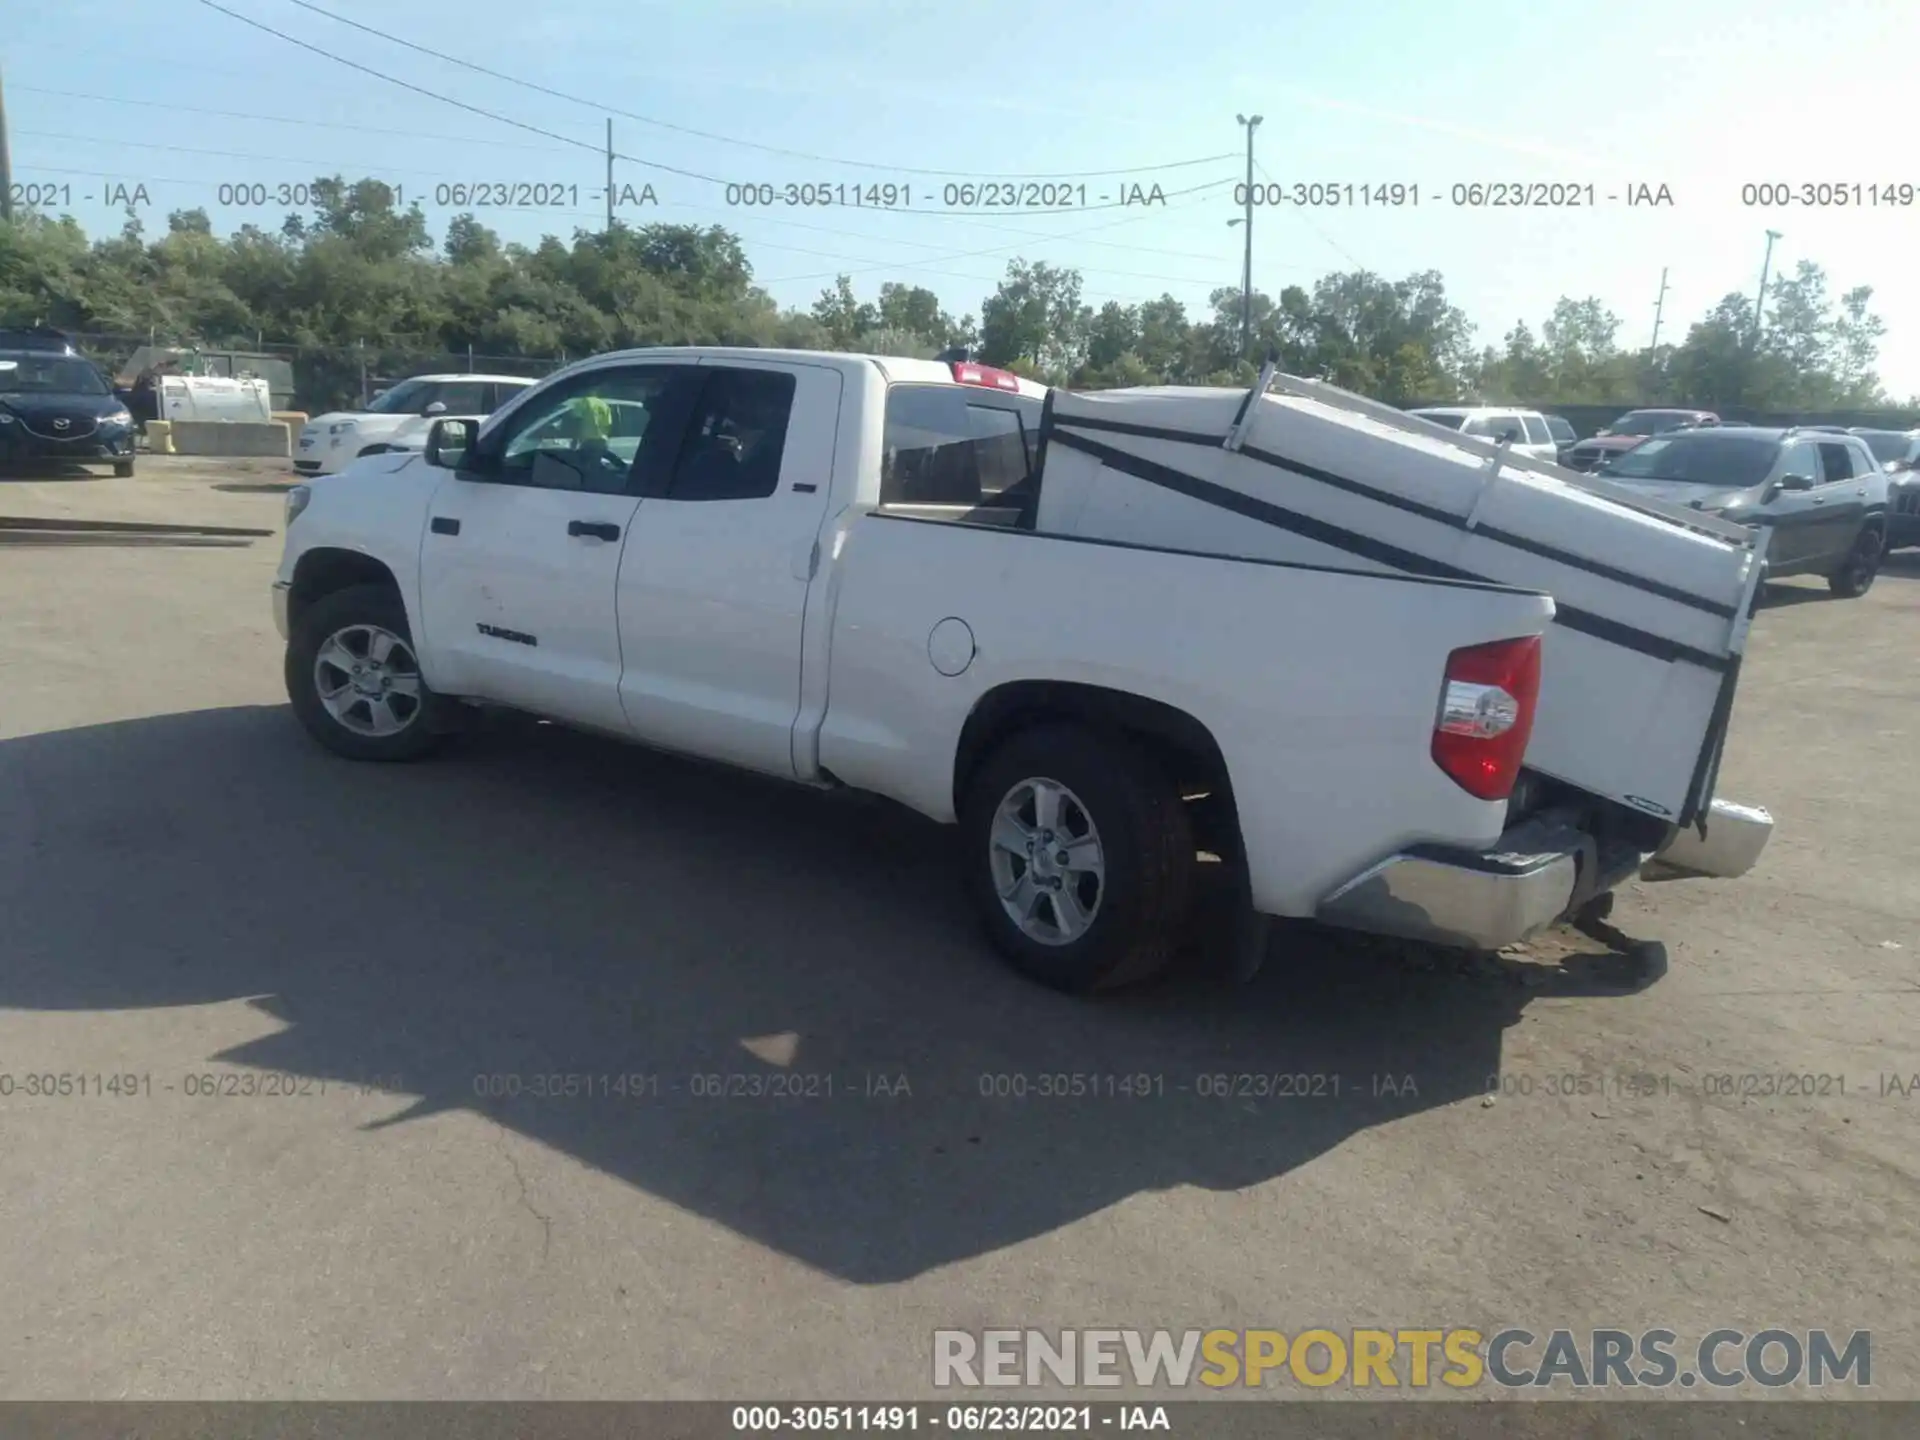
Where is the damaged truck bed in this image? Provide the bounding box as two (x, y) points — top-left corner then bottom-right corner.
(1032, 363), (1774, 946)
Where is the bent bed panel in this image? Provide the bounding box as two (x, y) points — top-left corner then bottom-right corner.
(1035, 427), (1743, 824)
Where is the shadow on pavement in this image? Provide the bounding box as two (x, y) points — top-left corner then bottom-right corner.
(1756, 579), (1837, 609)
(0, 464), (109, 483)
(0, 705), (1646, 1283)
(0, 532), (254, 548)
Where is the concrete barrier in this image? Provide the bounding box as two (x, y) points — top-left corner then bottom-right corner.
(168, 420), (292, 458)
(143, 420), (175, 455)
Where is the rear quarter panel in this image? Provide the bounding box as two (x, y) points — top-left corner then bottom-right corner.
(818, 515), (1556, 916)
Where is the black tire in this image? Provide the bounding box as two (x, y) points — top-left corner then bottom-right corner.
(959, 723), (1195, 994)
(1827, 521), (1885, 598)
(285, 583), (449, 761)
(113, 460), (134, 478)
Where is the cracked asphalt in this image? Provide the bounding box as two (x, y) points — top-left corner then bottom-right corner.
(1, 458), (1916, 1407)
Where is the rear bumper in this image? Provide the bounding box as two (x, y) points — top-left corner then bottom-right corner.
(271, 580), (290, 640)
(1315, 810), (1650, 951)
(1643, 798), (1774, 880)
(1316, 796), (1775, 951)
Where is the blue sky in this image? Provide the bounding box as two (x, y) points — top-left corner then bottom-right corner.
(10, 0), (1920, 392)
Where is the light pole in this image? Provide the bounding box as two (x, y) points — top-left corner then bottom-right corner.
(1752, 229), (1782, 345)
(1235, 113), (1263, 358)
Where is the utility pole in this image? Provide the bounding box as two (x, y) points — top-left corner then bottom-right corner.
(1235, 113), (1263, 358)
(1752, 229), (1782, 345)
(1649, 267), (1670, 350)
(605, 118), (615, 234)
(0, 62), (13, 223)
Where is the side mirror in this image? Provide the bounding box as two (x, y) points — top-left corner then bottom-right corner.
(1777, 472), (1815, 492)
(422, 400), (448, 416)
(425, 417), (479, 470)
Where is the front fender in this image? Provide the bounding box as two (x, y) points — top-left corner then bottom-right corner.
(279, 466), (446, 674)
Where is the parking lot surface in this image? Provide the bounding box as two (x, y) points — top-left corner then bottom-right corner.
(2, 458), (1916, 1401)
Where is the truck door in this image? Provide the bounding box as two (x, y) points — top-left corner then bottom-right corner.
(417, 362), (698, 732)
(615, 360), (841, 779)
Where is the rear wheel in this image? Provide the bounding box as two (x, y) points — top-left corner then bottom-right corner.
(1828, 522), (1884, 598)
(286, 583), (449, 761)
(960, 724), (1194, 994)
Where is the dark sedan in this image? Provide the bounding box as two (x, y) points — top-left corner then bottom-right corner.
(1563, 408), (1720, 472)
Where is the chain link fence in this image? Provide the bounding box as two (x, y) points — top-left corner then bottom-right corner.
(63, 331), (569, 414)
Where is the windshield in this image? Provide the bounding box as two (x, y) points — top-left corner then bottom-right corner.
(1856, 431), (1913, 465)
(364, 378), (435, 414)
(1602, 433), (1778, 486)
(0, 351), (110, 396)
(1610, 411), (1691, 437)
(1411, 410), (1467, 430)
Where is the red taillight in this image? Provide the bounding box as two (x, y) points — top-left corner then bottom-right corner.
(1430, 635), (1542, 801)
(951, 361), (1022, 392)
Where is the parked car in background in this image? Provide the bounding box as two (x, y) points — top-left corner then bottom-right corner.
(1850, 427), (1920, 551)
(1596, 425), (1888, 596)
(1405, 406), (1559, 462)
(0, 326), (138, 478)
(1544, 414), (1578, 464)
(295, 374), (537, 476)
(1563, 408), (1719, 472)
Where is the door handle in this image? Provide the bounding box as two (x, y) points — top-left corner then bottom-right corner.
(567, 520), (621, 541)
(1811, 497), (1825, 505)
(429, 516), (460, 536)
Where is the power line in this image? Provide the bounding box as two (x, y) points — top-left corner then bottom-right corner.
(13, 85), (577, 154)
(190, 2), (1239, 218)
(189, 0), (731, 185)
(275, 0), (1237, 181)
(1254, 157), (1369, 271)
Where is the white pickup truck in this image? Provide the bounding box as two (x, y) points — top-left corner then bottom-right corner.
(272, 348), (1772, 993)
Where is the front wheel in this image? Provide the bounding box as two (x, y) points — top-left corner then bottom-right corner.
(959, 724), (1195, 994)
(285, 583), (449, 761)
(1828, 523), (1884, 598)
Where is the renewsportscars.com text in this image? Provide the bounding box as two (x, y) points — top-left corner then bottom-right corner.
(932, 1328), (1871, 1391)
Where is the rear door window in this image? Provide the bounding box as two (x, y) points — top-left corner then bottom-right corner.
(1814, 442), (1855, 482)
